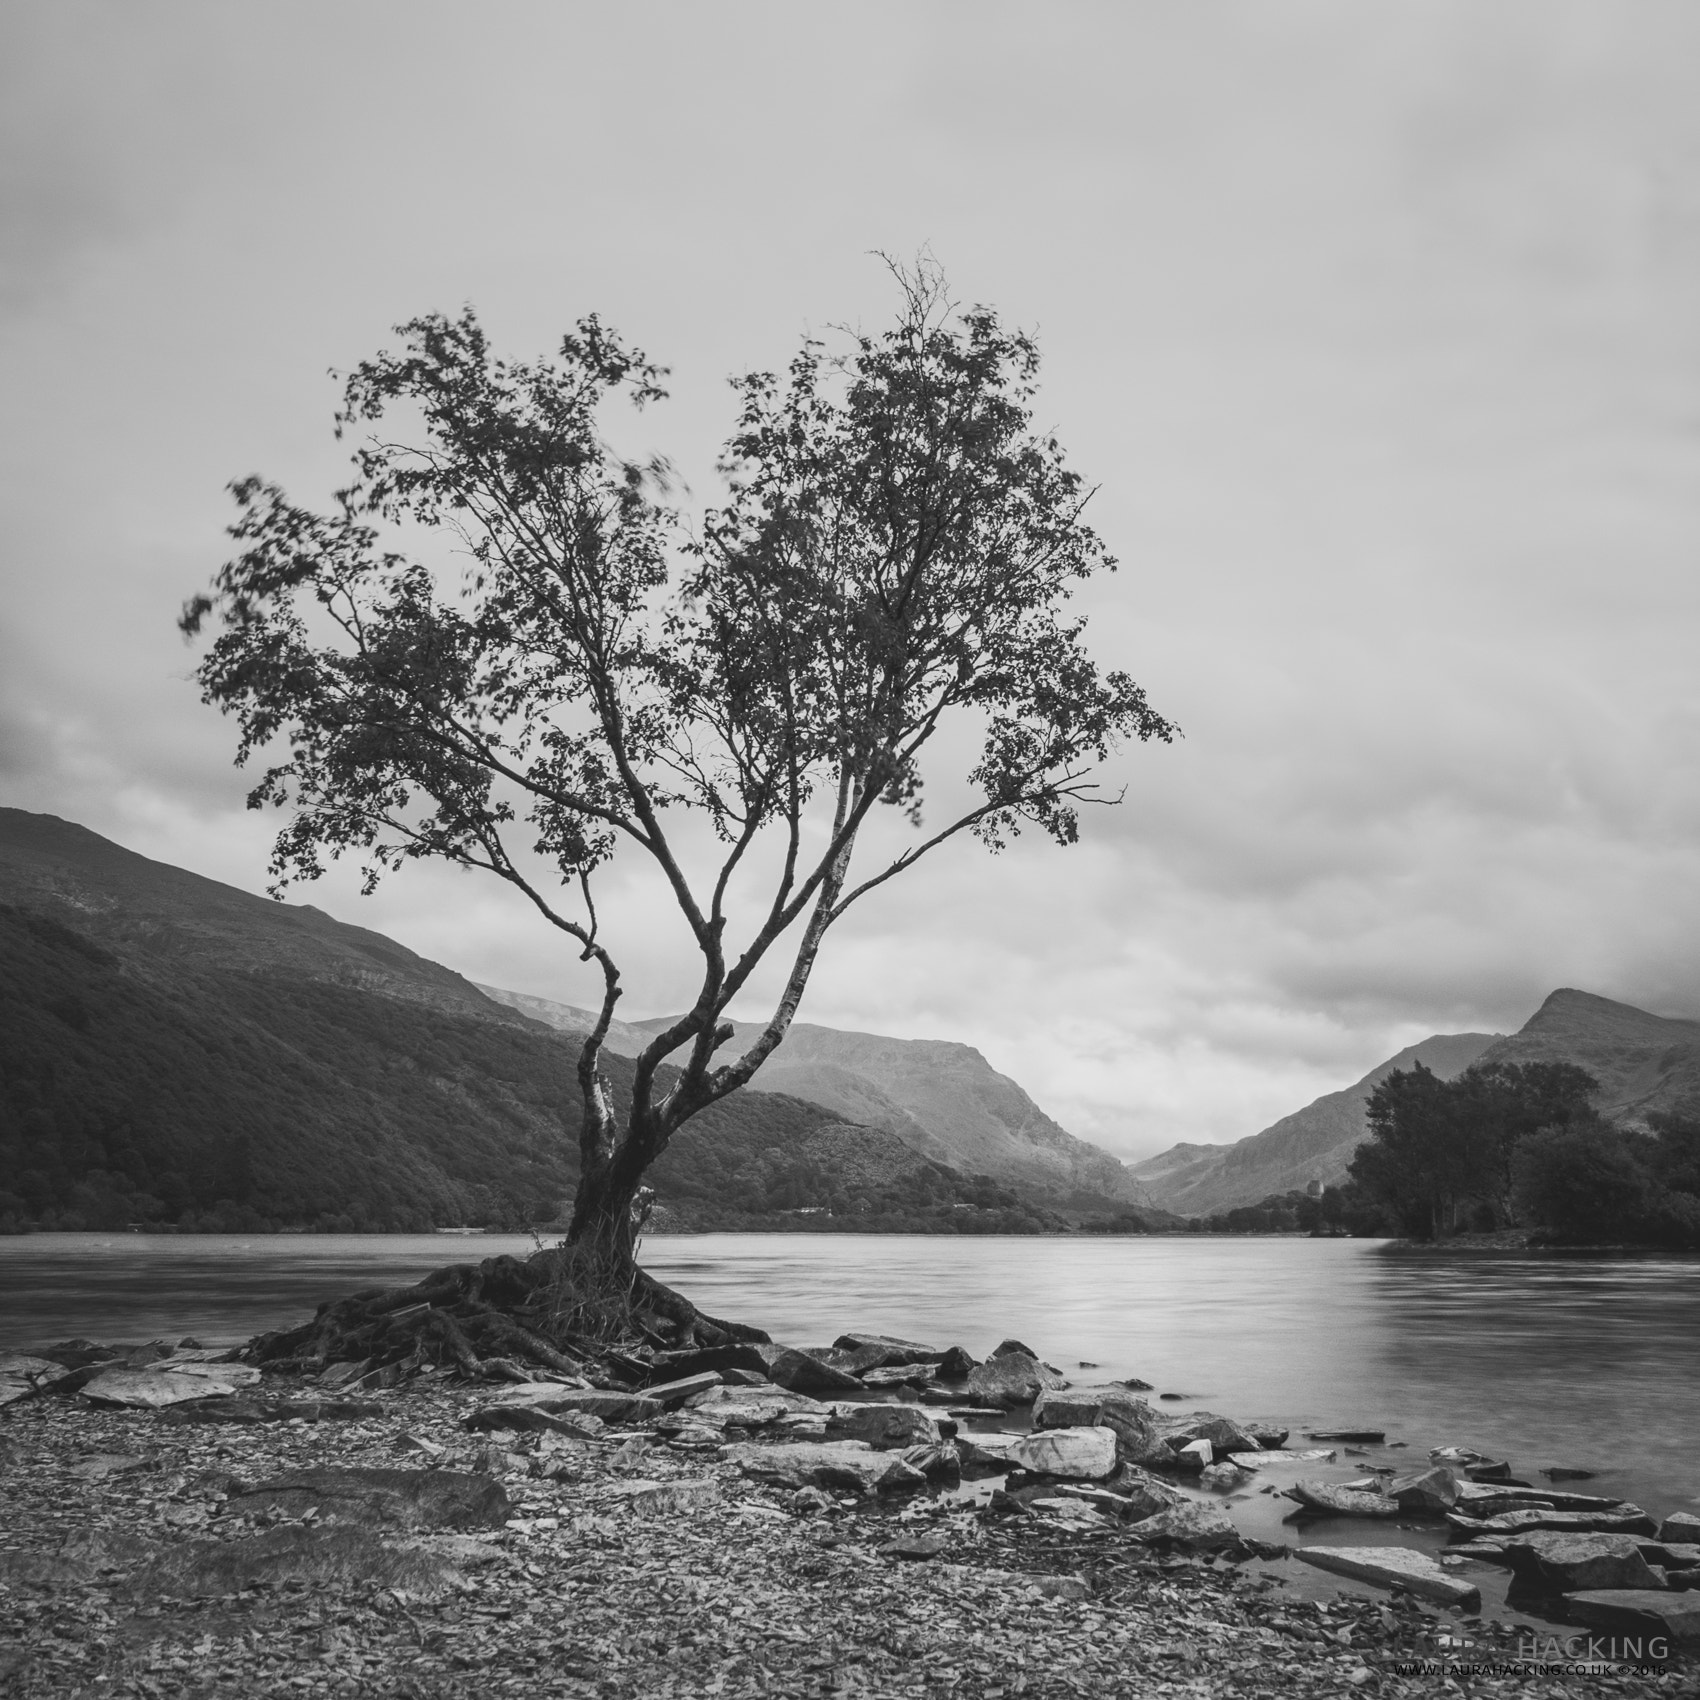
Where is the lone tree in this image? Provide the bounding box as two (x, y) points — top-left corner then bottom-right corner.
(182, 264), (1174, 1287)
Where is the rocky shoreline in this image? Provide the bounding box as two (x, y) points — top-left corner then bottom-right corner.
(1, 1331), (1695, 1698)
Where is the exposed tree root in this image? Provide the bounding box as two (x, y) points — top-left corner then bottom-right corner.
(244, 1244), (769, 1389)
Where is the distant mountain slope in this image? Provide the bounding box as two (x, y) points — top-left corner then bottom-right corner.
(630, 1014), (1154, 1212)
(1129, 1031), (1500, 1216)
(474, 983), (1155, 1213)
(0, 809), (1064, 1235)
(1472, 988), (1700, 1124)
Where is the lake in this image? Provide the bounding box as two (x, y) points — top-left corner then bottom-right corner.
(4, 1231), (1697, 1566)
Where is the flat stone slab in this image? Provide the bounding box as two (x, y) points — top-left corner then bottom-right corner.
(1661, 1513), (1700, 1544)
(1306, 1430), (1386, 1444)
(1447, 1507), (1657, 1538)
(1296, 1545), (1481, 1609)
(639, 1372), (721, 1406)
(1290, 1480), (1400, 1518)
(1565, 1590), (1700, 1643)
(489, 1387), (660, 1424)
(230, 1467), (511, 1531)
(1126, 1501), (1240, 1551)
(825, 1405), (939, 1450)
(1502, 1531), (1662, 1592)
(720, 1439), (925, 1495)
(1225, 1449), (1337, 1469)
(81, 1362), (261, 1408)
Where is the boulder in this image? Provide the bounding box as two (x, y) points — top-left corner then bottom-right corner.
(230, 1467), (510, 1531)
(935, 1346), (976, 1382)
(1564, 1590), (1700, 1643)
(829, 1334), (943, 1374)
(989, 1338), (1039, 1359)
(1243, 1422), (1289, 1449)
(1127, 1502), (1240, 1552)
(768, 1349), (863, 1394)
(1010, 1426), (1118, 1481)
(958, 1436), (1020, 1474)
(1662, 1513), (1700, 1545)
(963, 1351), (1064, 1411)
(1173, 1440), (1213, 1471)
(1289, 1480), (1400, 1519)
(825, 1405), (939, 1450)
(1389, 1465), (1462, 1513)
(1296, 1546), (1480, 1610)
(719, 1440), (925, 1496)
(1446, 1507), (1658, 1538)
(1032, 1387), (1115, 1429)
(80, 1361), (261, 1409)
(1167, 1415), (1260, 1456)
(1502, 1532), (1663, 1593)
(1200, 1461), (1254, 1491)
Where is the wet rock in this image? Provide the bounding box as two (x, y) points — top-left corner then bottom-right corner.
(859, 1363), (936, 1390)
(1464, 1460), (1513, 1482)
(1031, 1387), (1114, 1429)
(1306, 1429), (1385, 1444)
(1502, 1532), (1663, 1593)
(1225, 1449), (1337, 1469)
(1564, 1590), (1700, 1643)
(231, 1466), (512, 1530)
(720, 1440), (925, 1495)
(1542, 1465), (1597, 1481)
(1200, 1461), (1254, 1491)
(958, 1435), (1021, 1474)
(1289, 1480), (1400, 1519)
(1296, 1546), (1481, 1609)
(935, 1346), (975, 1382)
(1127, 1501), (1240, 1552)
(1447, 1506), (1658, 1538)
(825, 1404), (939, 1450)
(989, 1338), (1038, 1360)
(1173, 1439), (1213, 1471)
(768, 1348), (863, 1394)
(1010, 1426), (1118, 1481)
(829, 1334), (943, 1375)
(1243, 1422), (1289, 1449)
(963, 1350), (1064, 1411)
(80, 1360), (261, 1408)
(1389, 1465), (1461, 1513)
(1662, 1513), (1700, 1544)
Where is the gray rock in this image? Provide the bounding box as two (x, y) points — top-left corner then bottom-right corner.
(964, 1351), (1064, 1411)
(1173, 1439), (1213, 1471)
(607, 1477), (721, 1516)
(1200, 1461), (1254, 1491)
(825, 1404), (939, 1450)
(1389, 1465), (1462, 1513)
(1289, 1480), (1400, 1519)
(1108, 1466), (1188, 1519)
(489, 1386), (657, 1424)
(859, 1363), (936, 1389)
(1027, 1574), (1091, 1600)
(900, 1441), (961, 1481)
(0, 1354), (73, 1407)
(1243, 1422), (1289, 1449)
(1502, 1532), (1662, 1592)
(829, 1335), (943, 1375)
(230, 1467), (511, 1530)
(1010, 1426), (1118, 1481)
(639, 1372), (722, 1407)
(1225, 1449), (1338, 1469)
(1127, 1501), (1240, 1552)
(1662, 1513), (1700, 1545)
(1308, 1429), (1385, 1444)
(1542, 1465), (1597, 1482)
(720, 1440), (925, 1495)
(881, 1532), (950, 1560)
(1296, 1545), (1481, 1609)
(1564, 1589), (1700, 1643)
(1167, 1414), (1260, 1456)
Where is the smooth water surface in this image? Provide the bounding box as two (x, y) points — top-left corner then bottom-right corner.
(3, 1232), (1697, 1530)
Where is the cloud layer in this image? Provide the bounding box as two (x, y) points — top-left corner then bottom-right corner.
(4, 2), (1699, 1158)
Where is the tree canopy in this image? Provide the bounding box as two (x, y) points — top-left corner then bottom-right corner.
(181, 264), (1175, 1263)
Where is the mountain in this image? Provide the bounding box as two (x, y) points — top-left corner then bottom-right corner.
(1470, 988), (1700, 1124)
(476, 982), (1155, 1214)
(0, 809), (1061, 1235)
(1129, 1031), (1501, 1217)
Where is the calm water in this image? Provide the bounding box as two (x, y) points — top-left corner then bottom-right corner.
(3, 1232), (1697, 1538)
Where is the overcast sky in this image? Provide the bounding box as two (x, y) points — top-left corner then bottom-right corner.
(4, 3), (1699, 1161)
